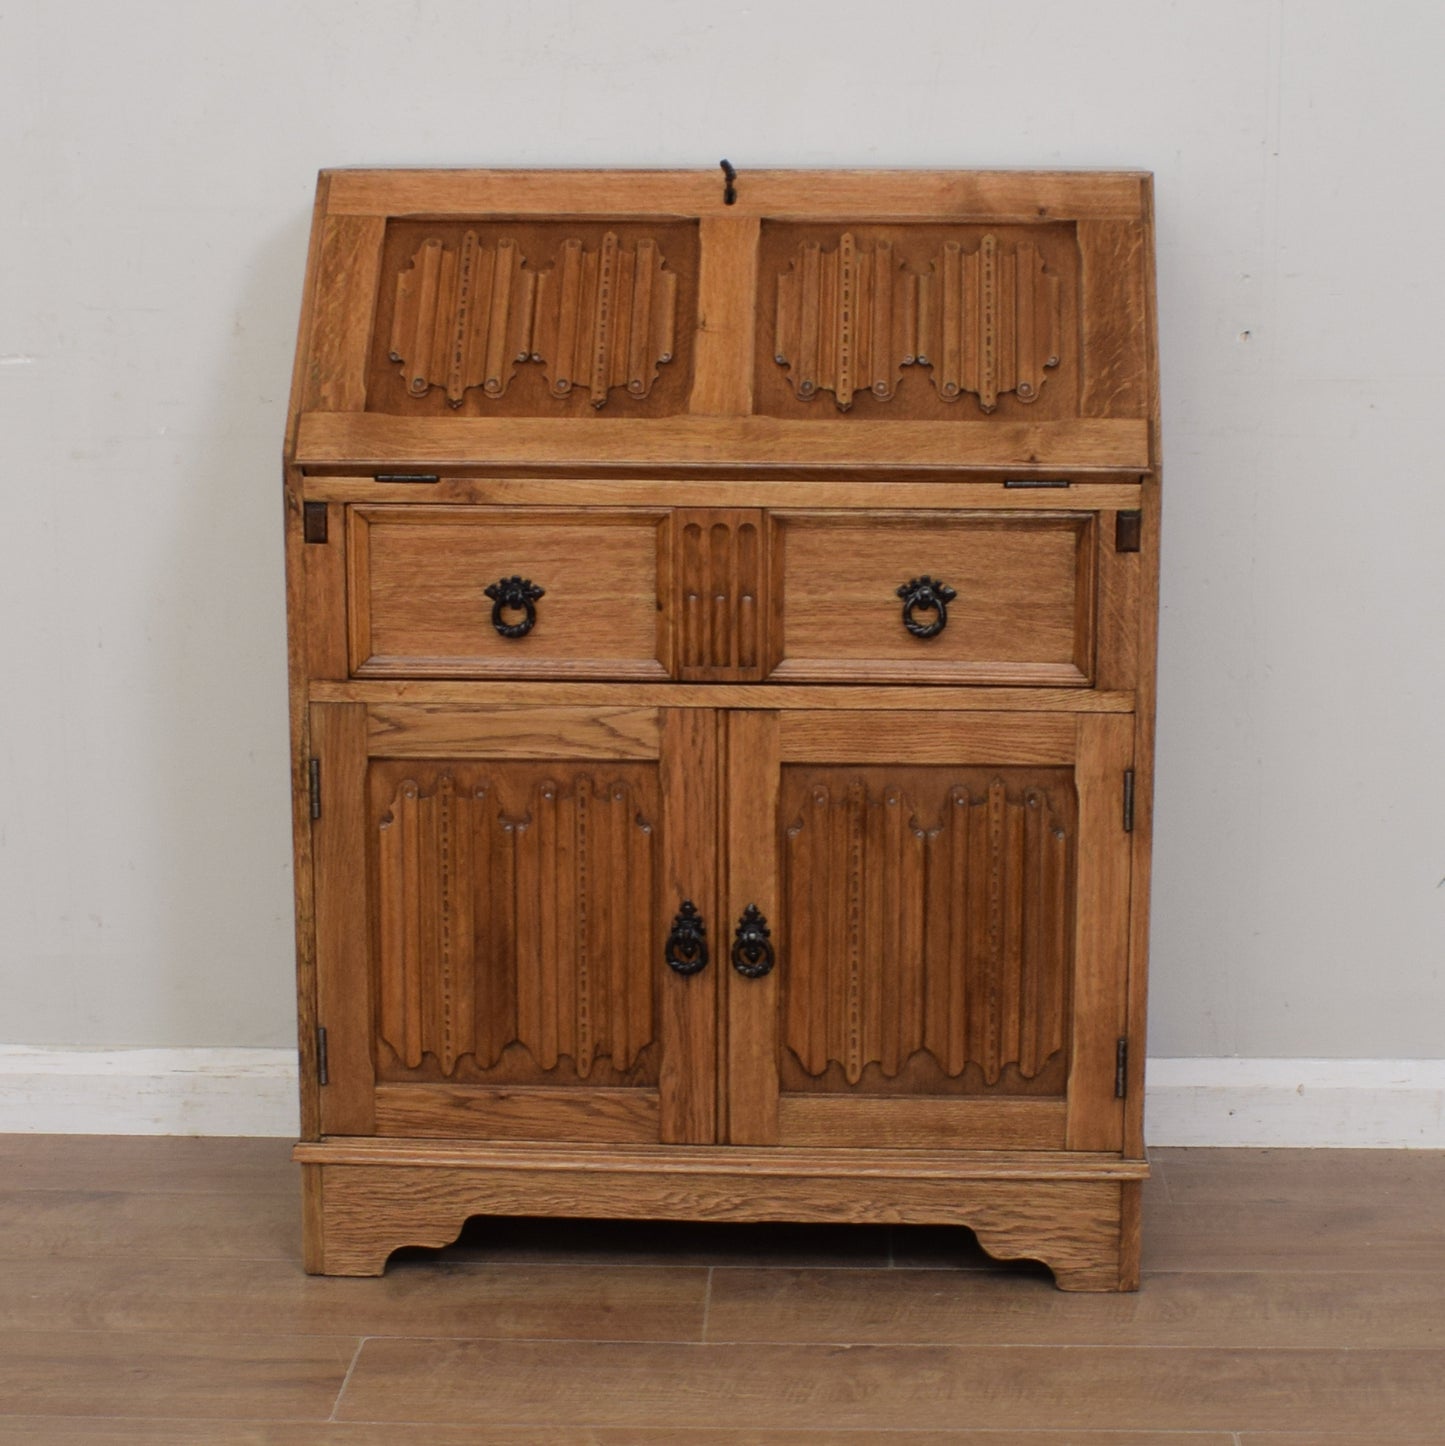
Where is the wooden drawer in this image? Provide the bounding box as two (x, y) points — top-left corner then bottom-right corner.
(348, 506), (668, 679)
(770, 511), (1096, 686)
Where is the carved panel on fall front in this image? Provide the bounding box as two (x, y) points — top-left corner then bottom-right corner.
(367, 221), (699, 417)
(389, 233), (537, 406)
(756, 223), (1080, 422)
(370, 761), (661, 1088)
(673, 509), (772, 680)
(773, 234), (918, 409)
(778, 766), (1074, 1098)
(919, 236), (1061, 411)
(531, 233), (678, 408)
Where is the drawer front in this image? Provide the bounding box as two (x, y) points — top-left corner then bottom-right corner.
(771, 511), (1095, 686)
(349, 506), (668, 679)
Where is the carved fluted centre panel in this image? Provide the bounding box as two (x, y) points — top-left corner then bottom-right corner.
(372, 764), (659, 1080)
(780, 769), (1073, 1087)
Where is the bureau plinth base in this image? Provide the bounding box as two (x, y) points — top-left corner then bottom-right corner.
(293, 1140), (1147, 1292)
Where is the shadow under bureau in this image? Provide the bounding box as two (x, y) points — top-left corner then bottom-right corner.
(283, 166), (1160, 1290)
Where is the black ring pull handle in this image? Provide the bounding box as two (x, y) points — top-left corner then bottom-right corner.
(731, 904), (775, 979)
(664, 901), (709, 976)
(897, 575), (957, 640)
(485, 576), (545, 639)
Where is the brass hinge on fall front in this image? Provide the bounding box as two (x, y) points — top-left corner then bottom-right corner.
(308, 758), (321, 820)
(316, 1026), (329, 1086)
(1123, 769), (1136, 833)
(1115, 1038), (1129, 1098)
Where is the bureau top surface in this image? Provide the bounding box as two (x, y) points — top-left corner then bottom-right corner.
(287, 168), (1158, 475)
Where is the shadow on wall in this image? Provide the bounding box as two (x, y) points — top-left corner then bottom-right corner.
(146, 202), (314, 1048)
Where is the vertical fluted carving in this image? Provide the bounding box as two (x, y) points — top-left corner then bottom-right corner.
(675, 510), (767, 678)
(919, 236), (1060, 411)
(375, 769), (657, 1078)
(771, 232), (1062, 413)
(389, 233), (536, 406)
(774, 233), (917, 409)
(781, 773), (1071, 1084)
(532, 232), (678, 408)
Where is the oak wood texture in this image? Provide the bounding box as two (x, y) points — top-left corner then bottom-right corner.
(771, 509), (1095, 685)
(284, 166), (1159, 1294)
(347, 505), (670, 679)
(9, 1139), (1444, 1437)
(294, 1144), (1138, 1287)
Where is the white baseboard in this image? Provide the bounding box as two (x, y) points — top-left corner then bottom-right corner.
(2, 1048), (1443, 1146)
(1143, 1057), (1445, 1148)
(0, 1047), (299, 1137)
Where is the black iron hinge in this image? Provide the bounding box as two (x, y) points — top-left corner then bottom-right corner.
(1003, 477), (1070, 489)
(316, 1026), (329, 1087)
(1123, 769), (1136, 833)
(1115, 1038), (1129, 1099)
(308, 758), (321, 821)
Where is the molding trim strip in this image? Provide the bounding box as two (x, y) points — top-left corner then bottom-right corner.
(2, 1048), (1444, 1145)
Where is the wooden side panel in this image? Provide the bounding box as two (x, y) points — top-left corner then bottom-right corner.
(1065, 713), (1134, 1151)
(367, 705), (660, 761)
(658, 709), (719, 1143)
(723, 711), (782, 1144)
(373, 1084), (660, 1142)
(673, 509), (771, 681)
(301, 216), (385, 413)
(779, 711), (1077, 766)
(777, 1097), (1065, 1150)
(1077, 221), (1149, 419)
(303, 502), (348, 681)
(690, 216), (759, 416)
(1095, 509), (1141, 691)
(310, 702), (375, 1135)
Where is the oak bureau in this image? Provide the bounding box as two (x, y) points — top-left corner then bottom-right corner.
(283, 167), (1160, 1289)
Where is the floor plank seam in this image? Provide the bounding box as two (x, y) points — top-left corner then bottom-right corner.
(328, 1336), (366, 1423)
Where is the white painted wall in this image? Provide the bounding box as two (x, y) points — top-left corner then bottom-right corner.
(2, 0), (1442, 1061)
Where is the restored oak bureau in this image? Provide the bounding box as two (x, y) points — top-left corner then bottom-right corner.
(283, 167), (1160, 1290)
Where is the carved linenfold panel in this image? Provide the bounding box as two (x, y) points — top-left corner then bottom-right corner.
(773, 233), (917, 409)
(373, 764), (659, 1081)
(768, 231), (1063, 414)
(780, 769), (1073, 1088)
(532, 233), (679, 409)
(674, 509), (767, 679)
(919, 235), (1061, 411)
(389, 233), (536, 406)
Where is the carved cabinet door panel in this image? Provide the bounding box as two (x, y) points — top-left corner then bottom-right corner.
(723, 710), (1133, 1152)
(310, 703), (718, 1145)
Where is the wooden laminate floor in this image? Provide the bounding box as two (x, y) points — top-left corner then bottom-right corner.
(0, 1138), (1442, 1443)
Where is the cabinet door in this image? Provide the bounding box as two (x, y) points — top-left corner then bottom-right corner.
(723, 710), (1132, 1152)
(310, 704), (717, 1144)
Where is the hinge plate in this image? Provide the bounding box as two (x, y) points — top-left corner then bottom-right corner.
(1115, 1038), (1128, 1098)
(1123, 769), (1136, 833)
(1003, 477), (1070, 489)
(308, 758), (321, 821)
(316, 1026), (329, 1087)
(302, 501), (329, 544)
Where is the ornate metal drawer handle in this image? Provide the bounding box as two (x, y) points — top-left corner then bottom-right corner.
(731, 904), (775, 979)
(664, 901), (709, 976)
(484, 576), (545, 639)
(897, 575), (957, 640)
